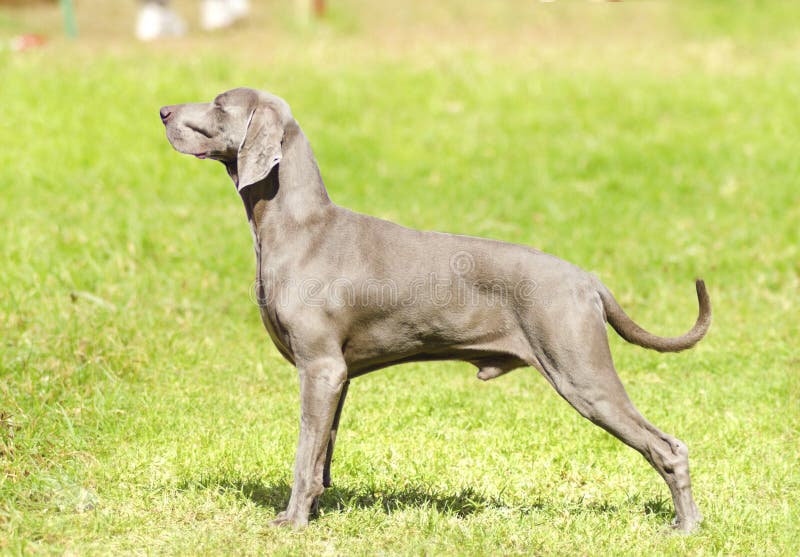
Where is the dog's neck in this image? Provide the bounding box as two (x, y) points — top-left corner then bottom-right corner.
(238, 120), (332, 260)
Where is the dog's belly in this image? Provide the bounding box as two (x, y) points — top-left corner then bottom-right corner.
(340, 306), (533, 376)
(343, 342), (530, 377)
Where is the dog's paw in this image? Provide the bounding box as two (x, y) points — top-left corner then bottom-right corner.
(670, 514), (703, 534)
(270, 510), (309, 530)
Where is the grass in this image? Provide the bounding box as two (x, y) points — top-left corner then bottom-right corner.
(1, 0), (799, 554)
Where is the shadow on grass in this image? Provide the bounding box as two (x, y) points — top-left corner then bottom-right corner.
(176, 475), (673, 521)
(321, 483), (538, 518)
(177, 476), (530, 517)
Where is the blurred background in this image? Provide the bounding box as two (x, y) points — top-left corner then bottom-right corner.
(1, 1), (798, 554)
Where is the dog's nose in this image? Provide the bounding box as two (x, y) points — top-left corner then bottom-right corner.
(159, 106), (173, 123)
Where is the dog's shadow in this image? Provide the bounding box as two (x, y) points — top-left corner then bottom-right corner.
(178, 476), (526, 517)
(177, 476), (672, 521)
(246, 480), (528, 518)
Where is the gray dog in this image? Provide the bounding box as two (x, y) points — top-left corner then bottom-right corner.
(160, 88), (710, 531)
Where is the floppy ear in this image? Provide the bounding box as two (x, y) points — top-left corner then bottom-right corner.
(236, 104), (284, 191)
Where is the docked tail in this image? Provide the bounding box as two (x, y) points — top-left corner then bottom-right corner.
(599, 280), (711, 352)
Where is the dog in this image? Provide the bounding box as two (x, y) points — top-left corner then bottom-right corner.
(160, 87), (710, 530)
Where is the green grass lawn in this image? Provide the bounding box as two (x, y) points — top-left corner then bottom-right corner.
(1, 1), (799, 554)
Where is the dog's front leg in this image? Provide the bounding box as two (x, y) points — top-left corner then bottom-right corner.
(323, 379), (350, 489)
(271, 356), (348, 529)
(309, 379), (350, 516)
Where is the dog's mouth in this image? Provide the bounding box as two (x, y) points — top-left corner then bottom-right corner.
(193, 151), (229, 161)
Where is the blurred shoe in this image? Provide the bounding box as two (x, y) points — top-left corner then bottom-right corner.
(201, 0), (249, 31)
(136, 3), (187, 41)
(229, 0), (250, 19)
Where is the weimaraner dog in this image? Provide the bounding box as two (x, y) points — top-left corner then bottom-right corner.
(160, 87), (710, 531)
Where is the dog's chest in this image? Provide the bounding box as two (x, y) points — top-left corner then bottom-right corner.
(247, 206), (295, 364)
(254, 249), (295, 365)
(258, 304), (294, 364)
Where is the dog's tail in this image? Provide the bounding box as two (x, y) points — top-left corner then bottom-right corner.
(598, 279), (711, 352)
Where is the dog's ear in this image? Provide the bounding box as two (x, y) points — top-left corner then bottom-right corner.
(235, 104), (284, 191)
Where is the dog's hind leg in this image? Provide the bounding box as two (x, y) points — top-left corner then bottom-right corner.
(529, 302), (702, 532)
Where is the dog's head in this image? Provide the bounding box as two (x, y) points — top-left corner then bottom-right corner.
(160, 87), (292, 191)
